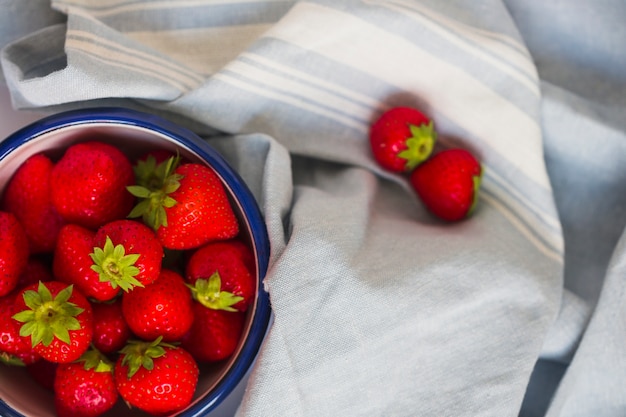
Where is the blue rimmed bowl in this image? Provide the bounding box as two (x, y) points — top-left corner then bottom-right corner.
(0, 107), (271, 417)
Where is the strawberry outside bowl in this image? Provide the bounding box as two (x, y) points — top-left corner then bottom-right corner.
(0, 107), (271, 417)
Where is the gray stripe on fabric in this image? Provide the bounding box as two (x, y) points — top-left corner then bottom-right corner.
(62, 1), (296, 32)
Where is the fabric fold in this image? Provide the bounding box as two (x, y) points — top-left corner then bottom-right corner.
(1, 0), (624, 416)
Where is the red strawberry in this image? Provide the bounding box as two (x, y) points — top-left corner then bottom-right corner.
(186, 240), (256, 312)
(53, 224), (120, 302)
(369, 107), (437, 172)
(128, 157), (239, 250)
(410, 148), (483, 222)
(92, 219), (164, 289)
(26, 358), (58, 390)
(54, 349), (118, 417)
(2, 153), (65, 253)
(0, 210), (29, 297)
(0, 296), (40, 366)
(50, 141), (135, 229)
(181, 303), (245, 363)
(12, 281), (93, 363)
(115, 338), (199, 415)
(17, 257), (53, 290)
(121, 269), (194, 342)
(92, 299), (131, 355)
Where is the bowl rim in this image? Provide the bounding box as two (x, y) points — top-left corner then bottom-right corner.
(0, 107), (272, 417)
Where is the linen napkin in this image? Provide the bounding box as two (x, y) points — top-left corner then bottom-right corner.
(1, 1), (625, 416)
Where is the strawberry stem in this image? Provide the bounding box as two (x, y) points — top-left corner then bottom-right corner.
(90, 236), (144, 292)
(12, 282), (84, 348)
(397, 121), (437, 171)
(188, 272), (243, 312)
(127, 155), (183, 230)
(119, 336), (175, 378)
(468, 165), (484, 216)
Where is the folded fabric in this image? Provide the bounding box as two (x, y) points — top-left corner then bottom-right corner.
(1, 1), (625, 416)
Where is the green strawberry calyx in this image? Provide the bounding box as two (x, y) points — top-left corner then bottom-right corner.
(12, 282), (84, 348)
(0, 352), (25, 366)
(398, 121), (437, 171)
(127, 155), (183, 230)
(78, 348), (114, 373)
(120, 336), (176, 378)
(90, 236), (144, 292)
(467, 165), (484, 217)
(188, 272), (243, 312)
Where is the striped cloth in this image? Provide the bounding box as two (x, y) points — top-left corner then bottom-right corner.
(1, 1), (625, 416)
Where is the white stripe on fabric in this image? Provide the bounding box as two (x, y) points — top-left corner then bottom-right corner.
(54, 0), (289, 16)
(127, 26), (273, 76)
(264, 2), (549, 188)
(66, 29), (203, 90)
(213, 71), (369, 134)
(368, 0), (538, 92)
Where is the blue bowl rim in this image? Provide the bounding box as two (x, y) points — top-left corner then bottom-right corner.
(0, 107), (271, 417)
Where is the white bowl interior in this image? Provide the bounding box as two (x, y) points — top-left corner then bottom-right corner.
(0, 123), (259, 417)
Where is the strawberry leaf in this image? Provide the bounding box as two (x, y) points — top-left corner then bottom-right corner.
(12, 282), (85, 348)
(397, 121), (437, 171)
(127, 155), (183, 231)
(0, 352), (25, 366)
(120, 337), (171, 378)
(90, 236), (144, 292)
(188, 272), (244, 312)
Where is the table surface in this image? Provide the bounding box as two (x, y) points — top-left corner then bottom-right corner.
(0, 83), (247, 417)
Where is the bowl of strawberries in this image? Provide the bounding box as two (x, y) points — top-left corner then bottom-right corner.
(0, 107), (271, 417)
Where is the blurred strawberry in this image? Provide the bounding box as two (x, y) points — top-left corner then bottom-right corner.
(50, 141), (135, 229)
(17, 257), (53, 290)
(54, 349), (118, 417)
(92, 299), (131, 355)
(410, 148), (483, 222)
(2, 153), (65, 253)
(0, 210), (29, 297)
(26, 358), (58, 391)
(369, 107), (437, 172)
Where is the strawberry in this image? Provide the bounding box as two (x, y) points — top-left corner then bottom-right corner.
(53, 224), (120, 302)
(128, 157), (239, 250)
(17, 257), (53, 290)
(92, 299), (131, 355)
(181, 303), (245, 363)
(369, 106), (437, 172)
(12, 281), (93, 363)
(2, 153), (65, 253)
(410, 148), (483, 222)
(92, 219), (164, 289)
(186, 240), (256, 312)
(115, 337), (199, 415)
(0, 210), (29, 297)
(54, 349), (118, 417)
(121, 269), (194, 342)
(50, 141), (135, 229)
(26, 358), (58, 390)
(0, 295), (40, 366)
